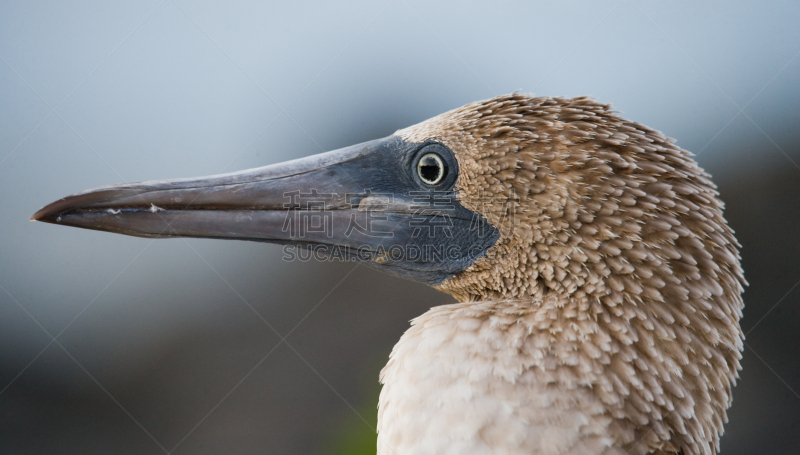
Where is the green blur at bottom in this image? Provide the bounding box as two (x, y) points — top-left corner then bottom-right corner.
(325, 360), (383, 455)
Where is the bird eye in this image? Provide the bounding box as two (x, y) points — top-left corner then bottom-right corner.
(416, 153), (446, 185)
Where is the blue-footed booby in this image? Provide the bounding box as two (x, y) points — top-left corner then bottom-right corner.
(32, 94), (744, 455)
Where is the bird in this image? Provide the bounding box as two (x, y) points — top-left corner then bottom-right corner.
(31, 94), (744, 455)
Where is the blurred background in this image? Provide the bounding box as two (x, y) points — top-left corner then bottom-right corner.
(1, 1), (799, 453)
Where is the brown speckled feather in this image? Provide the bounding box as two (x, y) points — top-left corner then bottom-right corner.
(378, 94), (744, 455)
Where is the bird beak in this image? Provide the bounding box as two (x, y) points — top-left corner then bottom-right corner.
(32, 137), (409, 248)
(31, 136), (499, 284)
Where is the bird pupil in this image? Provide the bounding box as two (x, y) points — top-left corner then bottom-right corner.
(421, 163), (439, 181)
(418, 155), (443, 184)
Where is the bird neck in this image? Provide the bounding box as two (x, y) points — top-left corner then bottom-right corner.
(377, 297), (652, 454)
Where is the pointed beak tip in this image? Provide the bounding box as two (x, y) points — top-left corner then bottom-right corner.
(30, 204), (61, 223)
(30, 209), (46, 222)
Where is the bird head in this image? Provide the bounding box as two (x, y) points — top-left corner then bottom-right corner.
(31, 94), (744, 309)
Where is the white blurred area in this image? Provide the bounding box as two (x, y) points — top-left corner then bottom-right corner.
(1, 1), (799, 454)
